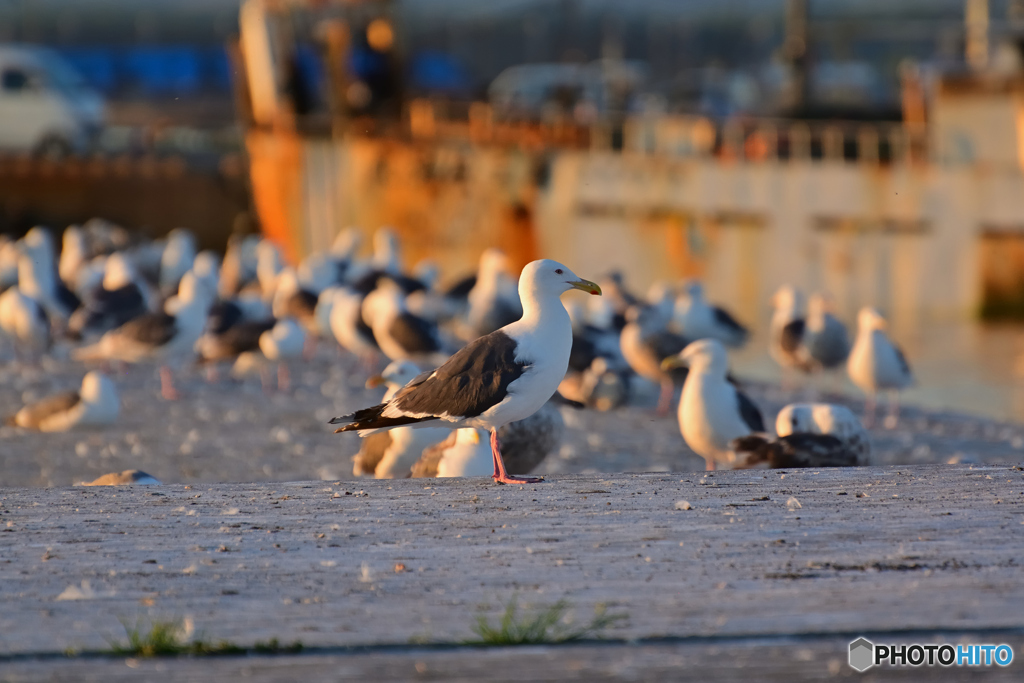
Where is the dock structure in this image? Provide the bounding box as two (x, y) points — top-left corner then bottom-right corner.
(1, 465), (1022, 679)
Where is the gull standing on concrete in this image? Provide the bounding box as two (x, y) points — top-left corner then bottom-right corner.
(329, 287), (380, 369)
(331, 259), (602, 485)
(673, 280), (749, 348)
(848, 307), (913, 428)
(663, 339), (765, 471)
(72, 271), (214, 400)
(9, 371), (119, 432)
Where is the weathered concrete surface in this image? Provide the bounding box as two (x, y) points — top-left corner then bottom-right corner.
(2, 466), (1023, 680)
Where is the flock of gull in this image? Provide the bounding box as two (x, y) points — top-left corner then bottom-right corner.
(0, 220), (914, 485)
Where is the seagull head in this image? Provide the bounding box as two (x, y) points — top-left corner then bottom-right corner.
(662, 338), (729, 376)
(81, 371), (119, 408)
(102, 253), (137, 291)
(771, 285), (804, 313)
(367, 359), (422, 389)
(775, 403), (813, 437)
(518, 259), (601, 300)
(857, 306), (887, 331)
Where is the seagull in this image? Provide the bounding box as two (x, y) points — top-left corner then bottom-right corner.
(731, 402), (870, 468)
(673, 280), (749, 348)
(9, 371), (119, 431)
(331, 259), (602, 485)
(465, 248), (522, 338)
(801, 293), (850, 372)
(219, 234), (260, 298)
(371, 226), (403, 275)
(68, 253), (152, 339)
(848, 307), (913, 427)
(271, 268), (319, 332)
(620, 304), (690, 415)
(79, 470), (162, 486)
(195, 319), (276, 377)
(351, 360), (448, 478)
(256, 240), (285, 299)
(59, 225), (89, 288)
(158, 228), (197, 295)
(598, 271), (639, 330)
(362, 278), (445, 365)
(0, 287), (50, 361)
(412, 401), (564, 478)
(769, 285), (813, 375)
(432, 429), (494, 477)
(18, 227), (79, 322)
(663, 339), (765, 471)
(259, 318), (306, 393)
(72, 271), (215, 400)
(329, 287), (380, 368)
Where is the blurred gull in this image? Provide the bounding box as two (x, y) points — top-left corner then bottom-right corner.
(673, 280), (749, 348)
(9, 371), (119, 432)
(848, 307), (913, 428)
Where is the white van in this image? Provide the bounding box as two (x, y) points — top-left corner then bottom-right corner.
(0, 45), (105, 156)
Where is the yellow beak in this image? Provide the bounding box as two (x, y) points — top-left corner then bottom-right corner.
(569, 279), (602, 296)
(365, 374), (386, 389)
(661, 356), (687, 371)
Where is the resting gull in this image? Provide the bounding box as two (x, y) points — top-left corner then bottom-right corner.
(79, 470), (161, 486)
(732, 402), (870, 468)
(663, 339), (765, 471)
(331, 259), (601, 485)
(258, 318), (306, 393)
(9, 371), (119, 432)
(329, 287), (381, 369)
(848, 307), (913, 427)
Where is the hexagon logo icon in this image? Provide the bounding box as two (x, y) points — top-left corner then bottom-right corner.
(849, 637), (875, 672)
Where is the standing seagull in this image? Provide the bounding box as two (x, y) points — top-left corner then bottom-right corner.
(801, 293), (850, 373)
(0, 287), (50, 361)
(620, 305), (690, 415)
(330, 259), (602, 485)
(363, 279), (445, 365)
(663, 339), (765, 471)
(673, 280), (749, 348)
(769, 286), (813, 375)
(848, 307), (913, 428)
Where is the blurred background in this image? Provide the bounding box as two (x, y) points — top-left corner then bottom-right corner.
(4, 0), (1024, 420)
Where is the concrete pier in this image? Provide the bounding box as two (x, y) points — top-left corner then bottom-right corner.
(1, 465), (1023, 680)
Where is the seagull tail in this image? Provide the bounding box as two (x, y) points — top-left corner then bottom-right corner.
(330, 403), (435, 434)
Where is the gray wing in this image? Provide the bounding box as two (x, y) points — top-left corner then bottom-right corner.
(116, 312), (177, 347)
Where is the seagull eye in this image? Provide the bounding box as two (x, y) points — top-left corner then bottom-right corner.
(555, 269), (563, 275)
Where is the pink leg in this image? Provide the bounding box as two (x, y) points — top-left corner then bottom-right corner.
(277, 363), (291, 393)
(490, 429), (544, 485)
(863, 393), (876, 429)
(260, 365), (273, 395)
(303, 336), (317, 361)
(706, 460), (716, 471)
(656, 380), (674, 416)
(160, 366), (179, 400)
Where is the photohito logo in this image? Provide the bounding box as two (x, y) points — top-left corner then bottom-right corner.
(848, 638), (1014, 672)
